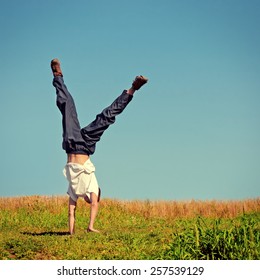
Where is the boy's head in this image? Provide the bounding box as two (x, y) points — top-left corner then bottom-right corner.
(84, 188), (101, 204)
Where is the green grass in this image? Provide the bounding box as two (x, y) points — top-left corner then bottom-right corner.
(163, 214), (260, 260)
(0, 197), (259, 260)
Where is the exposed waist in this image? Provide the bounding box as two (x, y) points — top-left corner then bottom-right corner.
(67, 153), (90, 165)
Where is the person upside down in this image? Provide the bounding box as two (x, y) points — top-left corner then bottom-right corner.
(51, 59), (148, 234)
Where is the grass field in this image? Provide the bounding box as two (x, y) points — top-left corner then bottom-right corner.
(0, 196), (259, 260)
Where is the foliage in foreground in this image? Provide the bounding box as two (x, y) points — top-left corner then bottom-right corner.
(163, 215), (259, 260)
(0, 196), (259, 260)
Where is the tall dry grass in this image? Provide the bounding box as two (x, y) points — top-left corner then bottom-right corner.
(116, 198), (260, 219)
(0, 196), (68, 214)
(0, 196), (259, 219)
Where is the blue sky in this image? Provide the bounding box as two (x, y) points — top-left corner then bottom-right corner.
(0, 0), (259, 200)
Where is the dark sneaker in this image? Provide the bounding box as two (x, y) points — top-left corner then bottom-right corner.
(51, 58), (63, 76)
(132, 75), (148, 90)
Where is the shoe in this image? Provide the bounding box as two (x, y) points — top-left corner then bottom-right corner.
(132, 75), (148, 90)
(51, 58), (63, 76)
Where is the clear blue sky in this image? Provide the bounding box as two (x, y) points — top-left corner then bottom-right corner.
(1, 0), (259, 200)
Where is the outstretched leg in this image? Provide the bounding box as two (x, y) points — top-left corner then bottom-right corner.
(51, 59), (89, 155)
(81, 76), (148, 154)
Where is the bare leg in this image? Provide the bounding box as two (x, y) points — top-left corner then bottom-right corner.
(68, 197), (77, 235)
(86, 192), (100, 233)
(126, 86), (136, 95)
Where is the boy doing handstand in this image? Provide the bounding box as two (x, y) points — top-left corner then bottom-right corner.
(51, 59), (148, 234)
